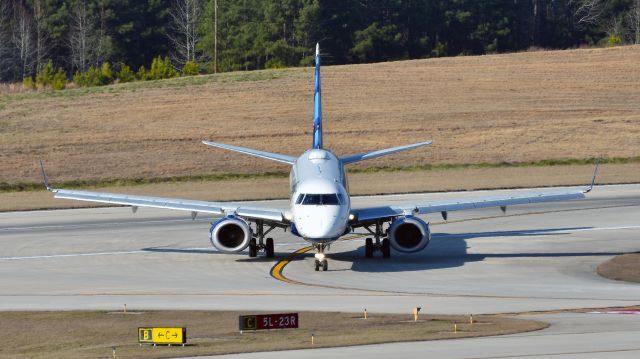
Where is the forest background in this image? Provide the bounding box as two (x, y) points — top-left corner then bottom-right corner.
(1, 0), (640, 86)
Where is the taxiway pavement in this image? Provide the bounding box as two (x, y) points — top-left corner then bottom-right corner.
(1, 184), (639, 357)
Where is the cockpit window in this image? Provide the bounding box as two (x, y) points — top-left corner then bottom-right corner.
(295, 193), (305, 204)
(299, 194), (341, 205)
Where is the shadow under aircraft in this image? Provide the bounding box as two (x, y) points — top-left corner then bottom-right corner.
(331, 226), (627, 273)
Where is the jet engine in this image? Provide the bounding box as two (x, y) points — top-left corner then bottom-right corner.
(388, 216), (430, 253)
(209, 216), (252, 253)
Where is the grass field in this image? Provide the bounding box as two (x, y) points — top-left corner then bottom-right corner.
(0, 310), (545, 358)
(1, 45), (639, 188)
(598, 253), (640, 283)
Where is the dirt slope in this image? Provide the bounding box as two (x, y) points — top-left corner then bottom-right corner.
(1, 46), (639, 184)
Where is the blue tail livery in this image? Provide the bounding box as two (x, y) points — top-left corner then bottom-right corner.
(313, 43), (323, 149)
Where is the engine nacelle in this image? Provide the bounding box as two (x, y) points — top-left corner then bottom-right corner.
(209, 216), (252, 253)
(388, 216), (431, 253)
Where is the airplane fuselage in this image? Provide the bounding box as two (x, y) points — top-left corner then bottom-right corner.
(290, 149), (350, 244)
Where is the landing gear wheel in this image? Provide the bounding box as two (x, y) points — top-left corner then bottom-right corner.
(382, 238), (391, 258)
(249, 238), (257, 258)
(314, 260), (320, 271)
(322, 260), (328, 271)
(365, 238), (373, 258)
(266, 237), (274, 258)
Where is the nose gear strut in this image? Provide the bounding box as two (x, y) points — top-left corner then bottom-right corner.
(314, 243), (329, 271)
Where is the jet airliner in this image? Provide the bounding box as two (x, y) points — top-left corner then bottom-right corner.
(41, 44), (596, 271)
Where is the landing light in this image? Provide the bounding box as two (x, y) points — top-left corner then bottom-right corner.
(348, 213), (356, 221)
(315, 253), (326, 261)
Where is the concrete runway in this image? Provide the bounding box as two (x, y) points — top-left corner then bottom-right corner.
(1, 184), (639, 357)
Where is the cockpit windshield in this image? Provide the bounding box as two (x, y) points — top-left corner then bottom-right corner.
(297, 193), (341, 205)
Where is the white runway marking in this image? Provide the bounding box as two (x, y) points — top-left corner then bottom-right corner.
(438, 225), (640, 238)
(0, 242), (312, 262)
(0, 250), (148, 261)
(572, 225), (640, 232)
(0, 218), (210, 231)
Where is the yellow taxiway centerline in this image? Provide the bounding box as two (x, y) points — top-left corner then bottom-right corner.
(270, 235), (366, 284)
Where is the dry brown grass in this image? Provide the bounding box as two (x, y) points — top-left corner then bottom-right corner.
(598, 253), (640, 283)
(0, 310), (545, 358)
(2, 46), (639, 185)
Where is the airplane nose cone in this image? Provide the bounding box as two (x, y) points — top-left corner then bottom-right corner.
(296, 207), (344, 239)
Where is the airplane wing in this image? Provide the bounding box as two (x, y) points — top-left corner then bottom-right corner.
(39, 161), (286, 223)
(352, 161), (599, 224)
(48, 188), (284, 223)
(50, 188), (286, 222)
(351, 188), (588, 224)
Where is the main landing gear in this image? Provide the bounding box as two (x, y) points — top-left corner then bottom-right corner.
(314, 244), (329, 272)
(364, 221), (390, 259)
(248, 220), (275, 258)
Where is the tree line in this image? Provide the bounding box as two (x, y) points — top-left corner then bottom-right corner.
(1, 0), (639, 85)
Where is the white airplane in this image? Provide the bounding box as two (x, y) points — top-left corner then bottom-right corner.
(41, 44), (598, 271)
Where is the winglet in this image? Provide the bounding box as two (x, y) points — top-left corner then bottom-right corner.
(39, 160), (54, 192)
(584, 159), (600, 193)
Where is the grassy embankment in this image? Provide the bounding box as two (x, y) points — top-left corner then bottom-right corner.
(1, 45), (639, 211)
(0, 310), (546, 358)
(598, 253), (640, 283)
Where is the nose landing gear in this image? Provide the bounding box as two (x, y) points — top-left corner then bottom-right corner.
(314, 244), (329, 271)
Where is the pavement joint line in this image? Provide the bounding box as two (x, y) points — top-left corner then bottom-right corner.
(0, 293), (638, 302)
(462, 347), (640, 359)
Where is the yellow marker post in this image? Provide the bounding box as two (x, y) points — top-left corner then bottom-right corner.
(454, 323), (458, 333)
(412, 307), (421, 321)
(311, 333), (315, 345)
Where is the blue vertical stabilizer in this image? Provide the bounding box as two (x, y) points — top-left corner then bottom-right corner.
(312, 43), (323, 149)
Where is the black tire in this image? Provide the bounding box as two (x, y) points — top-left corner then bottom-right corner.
(365, 238), (373, 258)
(249, 238), (257, 257)
(322, 260), (328, 271)
(314, 260), (320, 271)
(266, 237), (275, 258)
(382, 238), (391, 258)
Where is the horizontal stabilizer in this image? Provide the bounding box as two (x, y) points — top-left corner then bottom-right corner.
(202, 140), (296, 165)
(340, 140), (432, 165)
